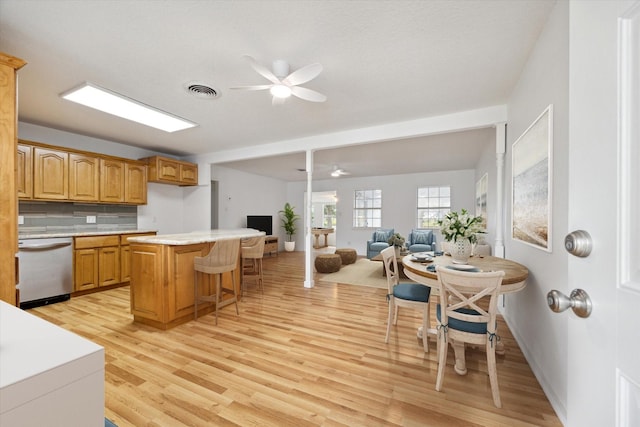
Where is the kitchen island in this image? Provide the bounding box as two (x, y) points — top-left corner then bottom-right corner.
(127, 229), (264, 330)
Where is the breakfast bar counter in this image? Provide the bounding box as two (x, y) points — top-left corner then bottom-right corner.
(128, 229), (263, 329)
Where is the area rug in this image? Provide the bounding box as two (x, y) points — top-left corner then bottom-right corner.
(317, 257), (406, 288)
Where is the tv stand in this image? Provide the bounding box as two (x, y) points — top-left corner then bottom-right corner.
(264, 236), (278, 256)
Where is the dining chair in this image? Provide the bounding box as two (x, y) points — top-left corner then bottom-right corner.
(194, 238), (240, 325)
(381, 245), (432, 352)
(241, 236), (265, 294)
(435, 266), (505, 407)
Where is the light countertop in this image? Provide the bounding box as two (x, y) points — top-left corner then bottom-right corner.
(128, 228), (264, 245)
(18, 229), (158, 239)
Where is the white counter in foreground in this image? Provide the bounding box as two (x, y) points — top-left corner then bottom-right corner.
(128, 228), (264, 245)
(0, 300), (104, 426)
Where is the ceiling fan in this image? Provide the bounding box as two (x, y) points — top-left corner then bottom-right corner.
(231, 55), (327, 105)
(331, 165), (350, 177)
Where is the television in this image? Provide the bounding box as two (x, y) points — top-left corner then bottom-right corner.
(246, 215), (273, 236)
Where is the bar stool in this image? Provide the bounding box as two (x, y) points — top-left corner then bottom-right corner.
(194, 238), (240, 325)
(241, 236), (265, 294)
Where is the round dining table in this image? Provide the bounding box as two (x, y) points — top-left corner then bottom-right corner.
(402, 253), (529, 375)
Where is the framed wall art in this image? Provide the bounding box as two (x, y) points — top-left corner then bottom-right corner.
(511, 105), (553, 252)
(475, 173), (488, 229)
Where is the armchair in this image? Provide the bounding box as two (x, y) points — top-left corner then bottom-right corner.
(406, 229), (436, 253)
(366, 228), (394, 259)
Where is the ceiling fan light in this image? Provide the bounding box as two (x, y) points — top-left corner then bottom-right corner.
(270, 84), (292, 98)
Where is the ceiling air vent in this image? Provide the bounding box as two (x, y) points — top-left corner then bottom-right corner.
(185, 82), (220, 99)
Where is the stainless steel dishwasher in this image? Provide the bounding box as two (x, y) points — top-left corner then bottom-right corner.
(17, 237), (73, 309)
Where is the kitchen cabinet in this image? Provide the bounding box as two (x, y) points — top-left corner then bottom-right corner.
(142, 155), (198, 186)
(73, 235), (120, 291)
(124, 162), (147, 204)
(0, 53), (25, 306)
(128, 230), (260, 329)
(120, 232), (156, 283)
(99, 158), (125, 203)
(34, 146), (68, 200)
(18, 140), (148, 205)
(16, 144), (32, 199)
(69, 153), (99, 201)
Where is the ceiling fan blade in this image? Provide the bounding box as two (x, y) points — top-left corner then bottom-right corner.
(283, 63), (323, 86)
(291, 86), (327, 103)
(229, 85), (273, 91)
(243, 55), (280, 84)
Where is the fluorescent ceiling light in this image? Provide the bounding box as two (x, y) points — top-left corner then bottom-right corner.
(61, 82), (197, 133)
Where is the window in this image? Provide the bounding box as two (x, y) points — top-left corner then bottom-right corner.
(323, 204), (336, 228)
(417, 186), (450, 227)
(353, 189), (382, 228)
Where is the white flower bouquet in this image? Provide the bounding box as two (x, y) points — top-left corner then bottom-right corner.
(438, 209), (484, 244)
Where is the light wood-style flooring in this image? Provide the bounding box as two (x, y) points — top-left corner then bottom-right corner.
(29, 252), (561, 426)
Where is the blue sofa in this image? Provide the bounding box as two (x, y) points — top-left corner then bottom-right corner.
(366, 228), (394, 259)
(406, 228), (437, 253)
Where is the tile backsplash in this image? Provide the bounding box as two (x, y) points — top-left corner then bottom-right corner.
(19, 202), (137, 235)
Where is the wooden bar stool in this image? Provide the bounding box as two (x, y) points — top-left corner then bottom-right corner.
(241, 236), (265, 294)
(194, 238), (240, 325)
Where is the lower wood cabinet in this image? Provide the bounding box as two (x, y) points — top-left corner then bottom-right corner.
(73, 232), (155, 293)
(129, 241), (240, 329)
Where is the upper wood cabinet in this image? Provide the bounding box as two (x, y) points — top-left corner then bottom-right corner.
(69, 153), (99, 202)
(142, 156), (198, 186)
(34, 146), (69, 200)
(17, 144), (32, 199)
(18, 140), (148, 205)
(99, 159), (125, 203)
(124, 162), (147, 205)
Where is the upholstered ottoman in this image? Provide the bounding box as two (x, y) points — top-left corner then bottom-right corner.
(335, 248), (357, 265)
(315, 254), (342, 273)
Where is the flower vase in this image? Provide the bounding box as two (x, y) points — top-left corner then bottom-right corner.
(451, 238), (472, 264)
(394, 246), (401, 257)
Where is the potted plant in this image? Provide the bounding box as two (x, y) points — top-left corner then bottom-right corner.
(438, 209), (483, 264)
(279, 202), (300, 252)
(387, 232), (406, 257)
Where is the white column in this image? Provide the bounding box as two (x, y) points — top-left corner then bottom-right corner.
(304, 150), (314, 288)
(494, 122), (506, 258)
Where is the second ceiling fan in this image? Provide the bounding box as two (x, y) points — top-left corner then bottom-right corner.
(231, 55), (327, 105)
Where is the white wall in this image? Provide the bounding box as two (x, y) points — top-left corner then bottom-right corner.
(18, 122), (186, 235)
(286, 169), (476, 255)
(503, 1), (569, 422)
(203, 164), (289, 247)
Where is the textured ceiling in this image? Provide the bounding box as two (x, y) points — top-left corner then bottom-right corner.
(0, 0), (555, 180)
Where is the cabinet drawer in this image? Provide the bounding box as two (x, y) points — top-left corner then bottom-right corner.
(74, 235), (120, 249)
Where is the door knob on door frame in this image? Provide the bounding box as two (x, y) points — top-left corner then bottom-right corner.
(547, 288), (592, 318)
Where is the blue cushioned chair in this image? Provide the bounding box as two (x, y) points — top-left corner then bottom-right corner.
(435, 266), (505, 408)
(406, 228), (436, 253)
(381, 246), (431, 352)
(366, 228), (394, 259)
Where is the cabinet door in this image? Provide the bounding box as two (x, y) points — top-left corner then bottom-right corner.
(124, 162), (147, 204)
(99, 159), (125, 203)
(17, 144), (32, 199)
(120, 245), (131, 283)
(130, 243), (164, 322)
(158, 158), (179, 181)
(98, 246), (120, 287)
(69, 153), (99, 201)
(179, 163), (198, 185)
(34, 147), (68, 200)
(74, 249), (98, 291)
